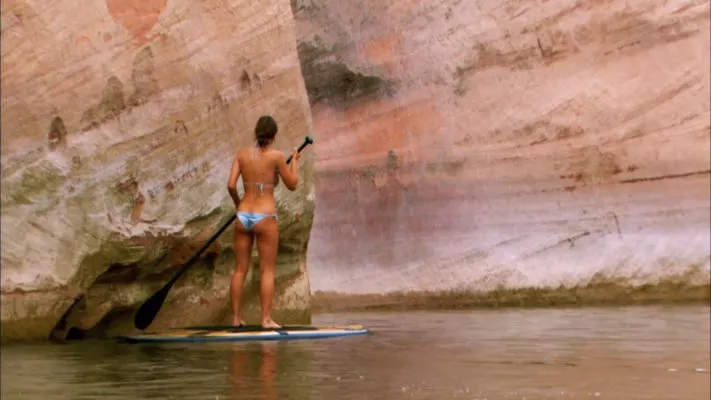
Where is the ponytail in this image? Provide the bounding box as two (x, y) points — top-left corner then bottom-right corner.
(254, 115), (278, 147)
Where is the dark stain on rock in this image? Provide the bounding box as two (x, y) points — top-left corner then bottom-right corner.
(290, 0), (320, 16)
(609, 212), (623, 238)
(597, 11), (702, 58)
(360, 167), (377, 181)
(561, 149), (622, 186)
(297, 40), (390, 107)
(515, 121), (585, 145)
(130, 191), (146, 224)
(116, 176), (139, 197)
(535, 30), (579, 62)
(445, 7), (453, 20)
(456, 26), (583, 80)
(525, 231), (591, 257)
(213, 92), (226, 109)
(442, 159), (466, 176)
(426, 159), (467, 177)
(554, 125), (585, 140)
(47, 116), (68, 151)
(115, 177), (151, 224)
(240, 70), (251, 91)
(474, 41), (539, 72)
(174, 120), (188, 135)
(128, 46), (158, 107)
(619, 169), (710, 184)
(206, 92), (227, 114)
(252, 72), (263, 88)
(386, 150), (400, 171)
(80, 76), (126, 130)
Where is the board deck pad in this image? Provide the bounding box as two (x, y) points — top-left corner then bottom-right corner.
(117, 324), (369, 343)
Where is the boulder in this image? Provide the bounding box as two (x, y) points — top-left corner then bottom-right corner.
(1, 0), (315, 343)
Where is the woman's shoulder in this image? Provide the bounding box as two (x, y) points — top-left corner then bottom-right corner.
(234, 147), (255, 157)
(264, 148), (286, 160)
(233, 147), (284, 162)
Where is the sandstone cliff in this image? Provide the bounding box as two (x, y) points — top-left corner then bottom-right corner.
(295, 0), (710, 303)
(1, 0), (315, 343)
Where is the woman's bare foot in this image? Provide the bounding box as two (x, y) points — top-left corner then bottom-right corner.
(261, 318), (282, 329)
(233, 316), (246, 327)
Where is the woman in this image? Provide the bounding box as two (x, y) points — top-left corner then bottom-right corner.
(227, 115), (300, 329)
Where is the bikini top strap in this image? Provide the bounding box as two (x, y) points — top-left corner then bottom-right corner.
(243, 181), (274, 195)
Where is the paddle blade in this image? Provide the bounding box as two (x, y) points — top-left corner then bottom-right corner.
(134, 285), (171, 330)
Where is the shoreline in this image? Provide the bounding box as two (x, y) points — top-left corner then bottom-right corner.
(310, 282), (710, 313)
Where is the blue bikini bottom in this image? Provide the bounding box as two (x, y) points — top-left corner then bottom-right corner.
(236, 212), (279, 232)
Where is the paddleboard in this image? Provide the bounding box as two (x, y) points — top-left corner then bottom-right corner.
(117, 324), (369, 343)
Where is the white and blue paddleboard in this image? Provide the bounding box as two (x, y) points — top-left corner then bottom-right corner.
(117, 324), (369, 343)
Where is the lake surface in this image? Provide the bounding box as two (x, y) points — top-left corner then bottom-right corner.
(2, 305), (709, 400)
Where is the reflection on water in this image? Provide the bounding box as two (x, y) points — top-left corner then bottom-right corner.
(1, 305), (709, 400)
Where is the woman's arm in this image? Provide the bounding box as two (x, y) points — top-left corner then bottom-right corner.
(227, 152), (241, 208)
(275, 149), (299, 191)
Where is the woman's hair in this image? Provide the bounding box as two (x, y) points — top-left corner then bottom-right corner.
(255, 115), (278, 147)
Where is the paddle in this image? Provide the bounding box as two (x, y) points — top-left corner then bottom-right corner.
(133, 135), (314, 330)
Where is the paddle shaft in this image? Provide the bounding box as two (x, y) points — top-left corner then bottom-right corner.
(134, 136), (312, 329)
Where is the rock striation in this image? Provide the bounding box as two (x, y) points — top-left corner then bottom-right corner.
(295, 0), (710, 301)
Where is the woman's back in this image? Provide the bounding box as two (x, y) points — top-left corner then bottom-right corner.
(236, 146), (280, 214)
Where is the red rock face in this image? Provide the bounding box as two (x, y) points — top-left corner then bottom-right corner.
(295, 0), (711, 294)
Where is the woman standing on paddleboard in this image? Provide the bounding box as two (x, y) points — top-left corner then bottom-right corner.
(227, 115), (301, 329)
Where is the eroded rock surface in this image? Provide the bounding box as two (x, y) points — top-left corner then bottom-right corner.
(1, 0), (315, 343)
(295, 0), (710, 299)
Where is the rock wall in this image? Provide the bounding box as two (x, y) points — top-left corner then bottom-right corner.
(296, 0), (710, 299)
(0, 0), (315, 343)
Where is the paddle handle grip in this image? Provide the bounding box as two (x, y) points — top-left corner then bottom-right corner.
(286, 135), (313, 164)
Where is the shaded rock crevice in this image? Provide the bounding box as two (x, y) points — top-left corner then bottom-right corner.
(47, 116), (68, 151)
(44, 196), (315, 342)
(45, 211), (232, 341)
(297, 40), (392, 107)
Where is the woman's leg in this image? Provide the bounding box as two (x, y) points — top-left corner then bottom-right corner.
(231, 223), (253, 326)
(253, 216), (281, 328)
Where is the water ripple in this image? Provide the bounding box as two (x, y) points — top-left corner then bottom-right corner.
(2, 305), (709, 400)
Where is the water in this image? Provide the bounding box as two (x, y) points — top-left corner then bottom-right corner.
(2, 305), (709, 400)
